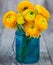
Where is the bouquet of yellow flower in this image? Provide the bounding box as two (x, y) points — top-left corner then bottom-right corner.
(3, 1), (50, 64)
(3, 1), (50, 38)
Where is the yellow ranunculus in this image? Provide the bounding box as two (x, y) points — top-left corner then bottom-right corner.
(22, 9), (37, 22)
(17, 1), (35, 13)
(17, 13), (25, 25)
(24, 22), (40, 38)
(3, 11), (17, 29)
(24, 0), (28, 1)
(35, 4), (50, 20)
(35, 15), (48, 31)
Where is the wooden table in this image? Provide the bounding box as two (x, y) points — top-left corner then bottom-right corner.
(0, 29), (52, 65)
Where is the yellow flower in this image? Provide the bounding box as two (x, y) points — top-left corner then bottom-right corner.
(17, 1), (35, 13)
(35, 4), (50, 20)
(17, 13), (25, 25)
(3, 11), (17, 29)
(24, 0), (27, 1)
(22, 9), (37, 22)
(24, 0), (28, 1)
(24, 22), (40, 38)
(35, 15), (48, 31)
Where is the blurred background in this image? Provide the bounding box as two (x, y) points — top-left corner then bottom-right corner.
(0, 0), (53, 65)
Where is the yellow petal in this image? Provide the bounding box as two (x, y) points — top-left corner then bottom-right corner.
(35, 15), (48, 31)
(35, 4), (50, 20)
(17, 13), (25, 25)
(3, 11), (17, 29)
(17, 1), (35, 13)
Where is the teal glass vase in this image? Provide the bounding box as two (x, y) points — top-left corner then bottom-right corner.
(15, 29), (40, 64)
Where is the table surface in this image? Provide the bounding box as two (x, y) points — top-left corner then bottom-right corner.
(0, 28), (53, 65)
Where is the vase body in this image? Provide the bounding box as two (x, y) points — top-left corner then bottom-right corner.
(15, 30), (40, 64)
